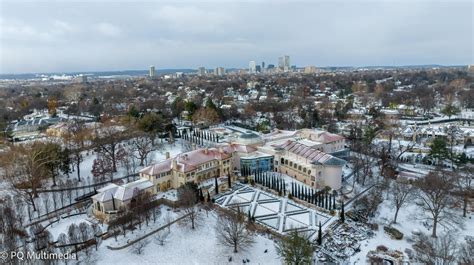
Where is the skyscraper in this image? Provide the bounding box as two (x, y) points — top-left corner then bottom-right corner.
(283, 55), (290, 72)
(197, 67), (206, 76)
(278, 55), (291, 71)
(214, 67), (225, 76)
(249, 61), (257, 74)
(149, 65), (156, 78)
(278, 57), (284, 70)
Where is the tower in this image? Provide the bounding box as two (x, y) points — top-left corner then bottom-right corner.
(149, 65), (156, 78)
(249, 61), (257, 74)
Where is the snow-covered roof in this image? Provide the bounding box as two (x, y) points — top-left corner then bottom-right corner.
(140, 147), (232, 175)
(92, 179), (153, 202)
(274, 140), (346, 166)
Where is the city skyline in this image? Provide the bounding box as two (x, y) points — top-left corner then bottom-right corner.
(1, 0), (472, 74)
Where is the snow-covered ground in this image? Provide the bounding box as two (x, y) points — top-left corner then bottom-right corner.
(92, 209), (281, 265)
(350, 197), (474, 264)
(47, 213), (93, 240)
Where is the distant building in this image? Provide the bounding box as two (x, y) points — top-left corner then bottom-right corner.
(74, 75), (87, 83)
(261, 61), (265, 69)
(149, 65), (156, 78)
(215, 67), (225, 76)
(468, 65), (474, 77)
(267, 64), (275, 69)
(278, 55), (291, 71)
(278, 57), (284, 70)
(304, 66), (318, 74)
(255, 65), (261, 73)
(197, 67), (206, 76)
(284, 55), (290, 70)
(249, 61), (257, 74)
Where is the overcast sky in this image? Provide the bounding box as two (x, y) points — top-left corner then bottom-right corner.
(0, 0), (472, 74)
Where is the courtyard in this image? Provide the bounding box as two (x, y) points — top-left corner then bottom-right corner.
(215, 184), (334, 238)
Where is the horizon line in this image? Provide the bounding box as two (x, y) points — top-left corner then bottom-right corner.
(0, 63), (469, 76)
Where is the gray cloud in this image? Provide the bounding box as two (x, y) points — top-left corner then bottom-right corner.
(0, 0), (472, 73)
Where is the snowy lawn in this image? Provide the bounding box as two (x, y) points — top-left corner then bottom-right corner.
(350, 198), (474, 264)
(93, 210), (281, 265)
(47, 213), (92, 240)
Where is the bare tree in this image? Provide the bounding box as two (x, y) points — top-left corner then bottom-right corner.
(458, 239), (474, 265)
(390, 179), (414, 224)
(93, 124), (128, 172)
(2, 143), (53, 211)
(91, 223), (103, 251)
(0, 197), (27, 252)
(178, 183), (200, 229)
(63, 121), (90, 182)
(131, 239), (149, 255)
(68, 223), (80, 254)
(132, 134), (155, 166)
(216, 208), (254, 253)
(154, 229), (171, 246)
(79, 222), (93, 254)
(415, 169), (460, 237)
(454, 166), (473, 217)
(413, 233), (459, 264)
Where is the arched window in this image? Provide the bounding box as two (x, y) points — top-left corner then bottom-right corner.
(308, 170), (311, 175)
(303, 168), (307, 173)
(289, 161), (293, 167)
(281, 158), (284, 164)
(298, 165), (302, 171)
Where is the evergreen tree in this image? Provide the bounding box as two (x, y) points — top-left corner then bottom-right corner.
(429, 137), (449, 165)
(228, 175), (232, 189)
(215, 177), (219, 194)
(275, 230), (316, 265)
(198, 188), (203, 202)
(325, 191), (329, 209)
(317, 222), (322, 245)
(340, 201), (345, 223)
(207, 191), (211, 202)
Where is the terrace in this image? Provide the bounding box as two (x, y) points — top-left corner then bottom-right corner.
(215, 184), (334, 239)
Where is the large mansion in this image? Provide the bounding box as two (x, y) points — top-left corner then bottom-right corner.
(139, 147), (233, 193)
(92, 127), (347, 221)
